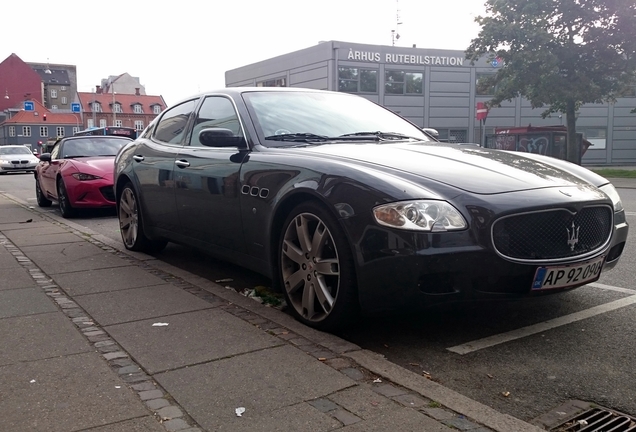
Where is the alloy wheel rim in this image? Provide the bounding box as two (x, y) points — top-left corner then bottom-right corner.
(281, 212), (340, 322)
(119, 188), (139, 248)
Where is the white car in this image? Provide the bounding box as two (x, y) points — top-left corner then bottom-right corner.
(0, 145), (40, 174)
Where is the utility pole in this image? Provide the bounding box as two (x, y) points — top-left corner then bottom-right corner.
(112, 83), (116, 126)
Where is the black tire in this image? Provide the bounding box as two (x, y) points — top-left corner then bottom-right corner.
(35, 177), (52, 207)
(117, 182), (167, 253)
(278, 201), (359, 331)
(57, 179), (76, 218)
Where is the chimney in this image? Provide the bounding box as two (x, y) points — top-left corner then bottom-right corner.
(135, 87), (140, 96)
(96, 85), (102, 94)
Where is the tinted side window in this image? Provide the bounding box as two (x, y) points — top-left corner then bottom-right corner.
(153, 99), (197, 144)
(190, 96), (242, 147)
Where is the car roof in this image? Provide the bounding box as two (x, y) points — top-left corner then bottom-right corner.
(172, 87), (344, 105)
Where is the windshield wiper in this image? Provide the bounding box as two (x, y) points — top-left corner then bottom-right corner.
(339, 131), (420, 141)
(264, 133), (330, 142)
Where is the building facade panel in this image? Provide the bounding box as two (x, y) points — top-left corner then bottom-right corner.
(289, 65), (329, 87)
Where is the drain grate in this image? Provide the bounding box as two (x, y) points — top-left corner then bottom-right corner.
(553, 407), (636, 431)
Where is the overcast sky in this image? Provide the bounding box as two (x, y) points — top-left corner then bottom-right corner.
(3, 0), (486, 106)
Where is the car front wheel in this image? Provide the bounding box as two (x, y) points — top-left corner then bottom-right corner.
(35, 177), (52, 207)
(57, 179), (75, 218)
(118, 182), (167, 253)
(279, 202), (358, 331)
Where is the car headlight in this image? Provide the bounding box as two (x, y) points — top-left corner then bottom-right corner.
(72, 173), (102, 181)
(599, 184), (624, 212)
(373, 200), (468, 232)
(0, 160), (10, 166)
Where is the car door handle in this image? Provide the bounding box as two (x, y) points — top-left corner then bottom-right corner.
(175, 159), (190, 168)
(132, 155), (144, 162)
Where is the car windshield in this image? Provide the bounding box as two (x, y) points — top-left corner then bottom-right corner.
(0, 146), (32, 155)
(242, 91), (431, 146)
(61, 137), (130, 158)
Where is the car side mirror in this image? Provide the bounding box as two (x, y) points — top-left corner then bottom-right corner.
(199, 128), (246, 148)
(39, 153), (52, 162)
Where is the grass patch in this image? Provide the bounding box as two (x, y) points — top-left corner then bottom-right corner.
(253, 285), (283, 307)
(591, 169), (636, 178)
(428, 401), (442, 408)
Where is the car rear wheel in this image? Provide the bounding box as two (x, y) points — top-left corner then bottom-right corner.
(118, 182), (167, 253)
(279, 202), (359, 331)
(57, 179), (76, 218)
(35, 177), (52, 207)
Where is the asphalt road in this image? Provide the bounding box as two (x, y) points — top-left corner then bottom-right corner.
(2, 172), (635, 423)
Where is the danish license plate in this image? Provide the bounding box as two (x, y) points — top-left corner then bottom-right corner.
(531, 256), (605, 290)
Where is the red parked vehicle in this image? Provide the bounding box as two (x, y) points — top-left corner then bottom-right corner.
(34, 135), (132, 217)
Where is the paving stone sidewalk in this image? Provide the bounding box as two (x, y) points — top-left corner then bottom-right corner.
(0, 193), (544, 432)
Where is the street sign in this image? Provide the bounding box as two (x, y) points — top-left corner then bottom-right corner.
(24, 101), (34, 111)
(71, 103), (81, 113)
(476, 102), (489, 121)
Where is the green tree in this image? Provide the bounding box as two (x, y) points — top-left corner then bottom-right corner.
(466, 0), (636, 163)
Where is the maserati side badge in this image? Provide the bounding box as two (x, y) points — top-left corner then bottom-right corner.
(566, 221), (580, 251)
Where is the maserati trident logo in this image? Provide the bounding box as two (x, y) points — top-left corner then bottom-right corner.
(566, 221), (580, 251)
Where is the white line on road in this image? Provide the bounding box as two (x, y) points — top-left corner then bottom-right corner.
(447, 294), (636, 355)
(626, 212), (636, 216)
(588, 282), (635, 294)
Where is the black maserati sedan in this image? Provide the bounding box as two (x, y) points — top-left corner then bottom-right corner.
(113, 87), (628, 331)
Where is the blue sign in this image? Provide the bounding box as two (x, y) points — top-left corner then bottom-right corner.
(71, 103), (81, 113)
(24, 101), (34, 111)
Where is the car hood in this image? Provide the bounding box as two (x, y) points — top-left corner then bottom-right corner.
(300, 142), (596, 194)
(69, 157), (115, 179)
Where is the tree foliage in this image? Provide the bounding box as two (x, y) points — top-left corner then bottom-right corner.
(466, 0), (636, 163)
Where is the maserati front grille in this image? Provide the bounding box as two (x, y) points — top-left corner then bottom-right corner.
(492, 205), (613, 261)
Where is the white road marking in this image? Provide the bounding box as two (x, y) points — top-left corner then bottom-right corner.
(626, 212), (636, 216)
(447, 291), (636, 355)
(588, 282), (635, 294)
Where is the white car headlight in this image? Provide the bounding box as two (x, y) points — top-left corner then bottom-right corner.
(599, 184), (624, 212)
(0, 160), (9, 166)
(373, 200), (467, 232)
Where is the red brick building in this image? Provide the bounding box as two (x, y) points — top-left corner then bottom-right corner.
(0, 53), (43, 112)
(77, 87), (166, 132)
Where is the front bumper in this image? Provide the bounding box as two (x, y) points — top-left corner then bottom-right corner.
(0, 162), (38, 172)
(352, 213), (628, 314)
(65, 177), (116, 208)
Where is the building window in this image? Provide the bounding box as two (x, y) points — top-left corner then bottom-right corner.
(51, 105), (58, 109)
(61, 86), (67, 91)
(9, 126), (15, 137)
(56, 127), (65, 137)
(338, 67), (377, 93)
(133, 104), (143, 114)
(153, 105), (161, 114)
(72, 127), (80, 135)
(87, 119), (94, 129)
(134, 120), (144, 130)
(579, 127), (607, 150)
(115, 120), (122, 127)
(256, 77), (286, 87)
(50, 89), (58, 99)
(436, 128), (468, 143)
(385, 70), (423, 95)
(113, 103), (122, 113)
(23, 126), (32, 137)
(476, 73), (497, 96)
(99, 119), (107, 128)
(40, 126), (48, 137)
(93, 102), (101, 112)
(61, 96), (67, 104)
